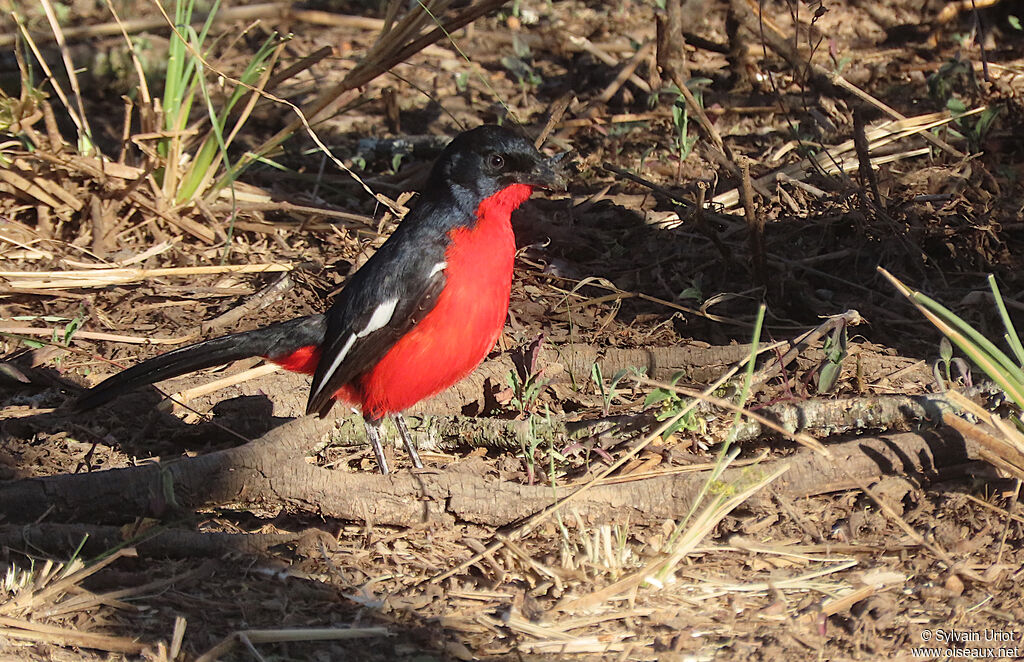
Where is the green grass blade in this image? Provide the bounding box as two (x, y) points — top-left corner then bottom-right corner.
(162, 0), (196, 130)
(910, 290), (1024, 386)
(178, 34), (282, 203)
(723, 303), (765, 446)
(881, 268), (1024, 411)
(935, 318), (1024, 409)
(989, 275), (1024, 369)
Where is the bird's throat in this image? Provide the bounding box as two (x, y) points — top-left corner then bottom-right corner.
(474, 183), (534, 225)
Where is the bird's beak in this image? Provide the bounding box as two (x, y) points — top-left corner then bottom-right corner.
(522, 151), (573, 192)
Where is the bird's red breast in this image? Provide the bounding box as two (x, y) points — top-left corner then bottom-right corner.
(267, 183), (533, 418)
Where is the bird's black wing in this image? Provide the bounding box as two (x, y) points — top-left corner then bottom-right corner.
(305, 210), (452, 417)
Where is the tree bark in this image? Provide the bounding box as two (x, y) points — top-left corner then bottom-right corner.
(0, 414), (975, 529)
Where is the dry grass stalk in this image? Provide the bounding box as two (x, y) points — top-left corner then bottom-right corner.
(165, 363), (282, 412)
(1, 548), (223, 655)
(1, 549), (136, 617)
(712, 108), (987, 210)
(0, 262), (292, 289)
(942, 390), (1024, 480)
(0, 327), (192, 345)
(556, 461), (788, 612)
(680, 557), (858, 595)
(37, 0), (93, 146)
(0, 168), (78, 212)
(9, 12), (88, 146)
(194, 626), (392, 662)
(0, 619), (147, 655)
(515, 635), (639, 654)
(0, 548), (150, 652)
(819, 569), (905, 617)
(577, 450), (771, 486)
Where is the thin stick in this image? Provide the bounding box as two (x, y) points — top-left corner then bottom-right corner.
(0, 328), (194, 345)
(167, 363), (282, 411)
(0, 263), (292, 290)
(36, 1), (94, 143)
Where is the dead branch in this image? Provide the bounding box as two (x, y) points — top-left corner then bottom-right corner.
(391, 391), (965, 453)
(727, 393), (957, 443)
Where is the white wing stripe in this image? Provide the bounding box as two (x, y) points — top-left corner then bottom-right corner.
(314, 333), (356, 395)
(313, 298), (399, 395)
(357, 298), (398, 338)
(428, 261), (447, 278)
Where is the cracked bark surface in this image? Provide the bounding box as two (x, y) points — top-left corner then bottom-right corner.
(0, 407), (976, 530)
(0, 340), (945, 545)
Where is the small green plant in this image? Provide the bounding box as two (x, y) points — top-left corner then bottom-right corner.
(927, 57), (1000, 152)
(518, 414), (543, 483)
(933, 336), (972, 389)
(591, 363), (636, 416)
(0, 82), (45, 142)
(670, 79), (710, 163)
(500, 36), (542, 91)
(506, 367), (548, 417)
(644, 371), (705, 438)
(7, 314), (84, 359)
(48, 313), (84, 366)
(815, 320), (848, 394)
(671, 98), (694, 161)
(517, 406), (568, 485)
(61, 314), (83, 345)
(678, 275), (703, 303)
(925, 57), (970, 104)
(504, 336), (550, 417)
(636, 143), (656, 172)
(945, 98), (1000, 153)
(389, 152), (407, 174)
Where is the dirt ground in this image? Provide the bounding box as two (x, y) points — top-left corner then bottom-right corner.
(2, 0), (1024, 659)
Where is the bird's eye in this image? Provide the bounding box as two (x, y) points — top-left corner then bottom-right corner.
(487, 154), (505, 170)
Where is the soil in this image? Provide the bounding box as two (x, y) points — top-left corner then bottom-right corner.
(2, 0), (1024, 660)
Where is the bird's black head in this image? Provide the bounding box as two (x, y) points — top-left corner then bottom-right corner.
(428, 124), (568, 203)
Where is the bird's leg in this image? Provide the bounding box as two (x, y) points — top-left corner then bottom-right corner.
(393, 413), (423, 469)
(363, 418), (390, 475)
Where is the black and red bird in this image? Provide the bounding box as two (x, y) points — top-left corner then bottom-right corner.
(75, 124), (568, 473)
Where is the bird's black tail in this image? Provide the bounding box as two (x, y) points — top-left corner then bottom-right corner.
(74, 315), (327, 411)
